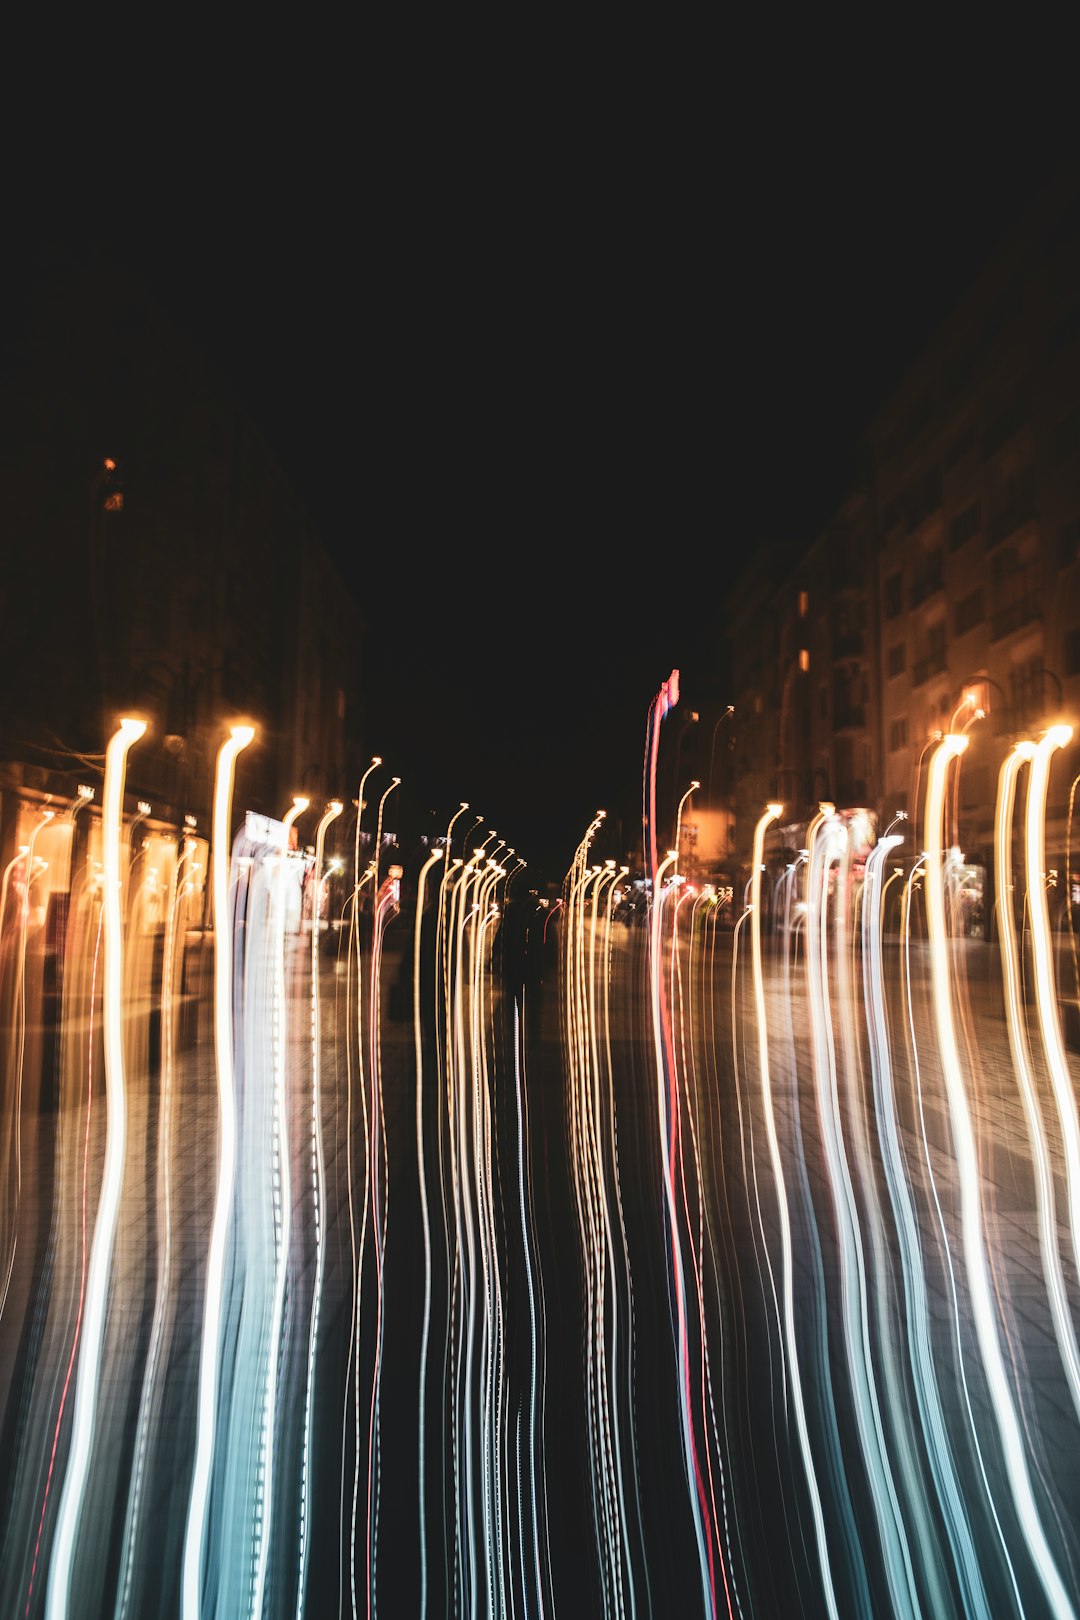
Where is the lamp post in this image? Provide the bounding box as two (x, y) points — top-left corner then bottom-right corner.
(960, 671), (1009, 732)
(373, 777), (400, 893)
(707, 705), (735, 807)
(354, 756), (383, 893)
(674, 781), (700, 878)
(672, 709), (700, 807)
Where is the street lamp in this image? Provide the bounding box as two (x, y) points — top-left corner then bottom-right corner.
(353, 756), (382, 893)
(672, 709), (700, 803)
(911, 728), (943, 840)
(707, 705), (735, 807)
(674, 781), (700, 878)
(373, 777), (400, 892)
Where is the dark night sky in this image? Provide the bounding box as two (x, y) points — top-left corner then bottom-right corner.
(9, 90), (1077, 880)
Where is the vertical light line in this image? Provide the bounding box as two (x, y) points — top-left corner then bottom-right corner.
(181, 722), (254, 1620)
(297, 798), (343, 1620)
(416, 847), (444, 1616)
(45, 716), (146, 1620)
(1025, 727), (1080, 1364)
(749, 803), (841, 1620)
(251, 798), (307, 1620)
(924, 733), (1075, 1620)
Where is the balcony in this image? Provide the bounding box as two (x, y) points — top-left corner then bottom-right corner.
(912, 648), (948, 687)
(909, 556), (945, 609)
(833, 705), (866, 732)
(990, 592), (1041, 642)
(987, 473), (1037, 549)
(832, 631), (864, 659)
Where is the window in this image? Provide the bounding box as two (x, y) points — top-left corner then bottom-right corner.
(798, 589), (809, 617)
(950, 502), (980, 551)
(989, 463), (1037, 546)
(955, 589), (984, 636)
(1056, 407), (1080, 465)
(904, 393), (934, 446)
(889, 717), (909, 752)
(887, 642), (906, 678)
(1051, 298), (1080, 355)
(1009, 655), (1045, 725)
(981, 388), (1027, 460)
(947, 425), (976, 467)
(798, 648), (810, 672)
(1061, 519), (1080, 570)
(884, 571), (903, 618)
(905, 464), (942, 532)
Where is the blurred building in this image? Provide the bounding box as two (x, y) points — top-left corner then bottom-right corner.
(0, 242), (365, 877)
(726, 167), (1080, 904)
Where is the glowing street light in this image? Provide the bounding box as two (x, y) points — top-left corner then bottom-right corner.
(707, 704), (735, 806)
(673, 780), (700, 878)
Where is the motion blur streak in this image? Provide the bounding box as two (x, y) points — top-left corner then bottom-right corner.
(296, 799), (342, 1620)
(1025, 729), (1080, 1414)
(45, 718), (145, 1620)
(10, 698), (1080, 1617)
(749, 802), (843, 1620)
(862, 835), (989, 1619)
(415, 846), (443, 1617)
(925, 734), (1075, 1619)
(181, 722), (254, 1620)
(999, 743), (1080, 1430)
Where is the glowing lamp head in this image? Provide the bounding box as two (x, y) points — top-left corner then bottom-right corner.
(293, 795), (310, 811)
(230, 723), (255, 747)
(690, 780), (700, 790)
(944, 732), (970, 758)
(119, 716), (148, 743)
(329, 799), (343, 814)
(1046, 723), (1073, 751)
(767, 802), (784, 819)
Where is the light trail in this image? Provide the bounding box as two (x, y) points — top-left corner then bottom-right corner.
(0, 807), (55, 1325)
(804, 808), (920, 1619)
(44, 717), (146, 1620)
(180, 721), (254, 1620)
(10, 684), (1080, 1617)
(297, 797), (342, 1620)
(749, 802), (844, 1620)
(416, 845), (444, 1617)
(250, 797), (307, 1620)
(862, 833), (988, 1618)
(924, 732), (1076, 1619)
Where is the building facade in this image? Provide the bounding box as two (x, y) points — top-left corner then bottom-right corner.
(726, 168), (1080, 904)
